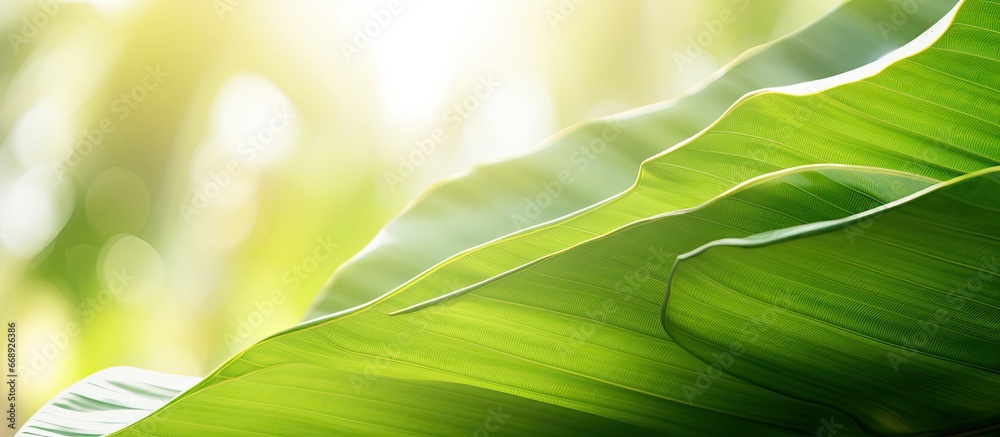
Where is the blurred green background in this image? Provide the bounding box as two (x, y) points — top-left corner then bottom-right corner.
(0, 0), (839, 420)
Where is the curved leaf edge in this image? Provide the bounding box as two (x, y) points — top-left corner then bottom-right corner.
(390, 164), (938, 316)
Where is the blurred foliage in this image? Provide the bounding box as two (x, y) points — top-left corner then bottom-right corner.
(0, 0), (838, 420)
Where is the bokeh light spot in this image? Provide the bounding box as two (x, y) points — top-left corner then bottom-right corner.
(97, 234), (164, 304)
(0, 164), (74, 259)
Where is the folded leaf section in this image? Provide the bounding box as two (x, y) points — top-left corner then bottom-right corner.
(338, 0), (996, 323)
(662, 167), (1000, 434)
(303, 0), (960, 320)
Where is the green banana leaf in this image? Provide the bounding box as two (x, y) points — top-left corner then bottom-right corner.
(315, 0), (995, 324)
(24, 0), (1000, 435)
(662, 167), (1000, 435)
(102, 165), (932, 436)
(303, 0), (959, 320)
